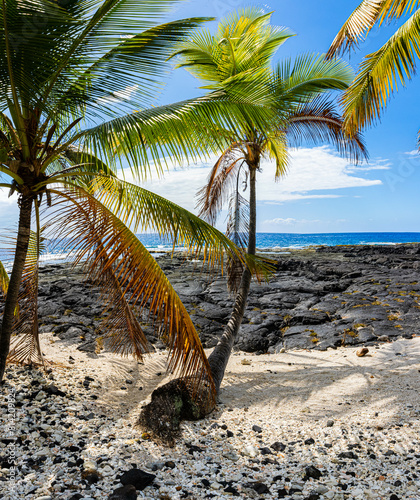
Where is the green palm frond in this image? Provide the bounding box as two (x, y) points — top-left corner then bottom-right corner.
(81, 92), (276, 178)
(0, 260), (9, 296)
(326, 0), (384, 58)
(90, 174), (255, 271)
(285, 97), (368, 163)
(342, 8), (420, 133)
(172, 8), (294, 83)
(50, 17), (214, 119)
(46, 186), (215, 398)
(273, 54), (354, 107)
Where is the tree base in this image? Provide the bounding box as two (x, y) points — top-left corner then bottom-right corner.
(136, 378), (215, 447)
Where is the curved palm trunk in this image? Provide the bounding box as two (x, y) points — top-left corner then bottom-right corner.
(0, 195), (33, 382)
(208, 165), (257, 394)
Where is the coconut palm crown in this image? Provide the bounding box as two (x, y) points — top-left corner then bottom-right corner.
(0, 0), (281, 388)
(327, 0), (420, 142)
(172, 8), (368, 393)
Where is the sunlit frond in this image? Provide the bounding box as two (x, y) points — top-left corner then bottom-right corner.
(46, 186), (216, 398)
(0, 260), (8, 296)
(342, 8), (420, 133)
(327, 0), (384, 58)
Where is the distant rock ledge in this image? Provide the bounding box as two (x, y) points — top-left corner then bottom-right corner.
(5, 243), (419, 355)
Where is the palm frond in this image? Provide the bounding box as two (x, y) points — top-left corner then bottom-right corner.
(285, 97), (368, 163)
(196, 147), (246, 225)
(273, 54), (354, 107)
(326, 0), (384, 58)
(90, 174), (255, 271)
(81, 92), (276, 178)
(0, 259), (9, 296)
(264, 133), (289, 180)
(49, 17), (214, 119)
(342, 8), (420, 134)
(225, 191), (249, 293)
(8, 226), (45, 366)
(46, 186), (215, 398)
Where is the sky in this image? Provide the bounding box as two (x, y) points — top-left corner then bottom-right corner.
(0, 0), (419, 234)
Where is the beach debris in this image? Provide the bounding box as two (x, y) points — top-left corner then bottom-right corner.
(241, 358), (252, 365)
(356, 347), (369, 357)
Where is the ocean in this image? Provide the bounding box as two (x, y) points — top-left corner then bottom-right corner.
(133, 232), (420, 251)
(1, 232), (420, 270)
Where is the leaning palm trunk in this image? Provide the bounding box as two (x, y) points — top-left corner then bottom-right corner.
(208, 165), (257, 394)
(0, 196), (33, 380)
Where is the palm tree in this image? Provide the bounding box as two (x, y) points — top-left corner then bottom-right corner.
(327, 0), (420, 141)
(0, 0), (279, 388)
(173, 8), (368, 394)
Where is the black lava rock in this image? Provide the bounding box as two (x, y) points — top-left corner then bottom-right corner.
(108, 485), (137, 500)
(119, 469), (155, 491)
(304, 465), (323, 480)
(271, 441), (286, 452)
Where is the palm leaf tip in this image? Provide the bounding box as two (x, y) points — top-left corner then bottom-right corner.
(0, 260), (9, 295)
(46, 187), (216, 398)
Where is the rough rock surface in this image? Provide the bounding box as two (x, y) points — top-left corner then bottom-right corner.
(13, 243), (420, 355)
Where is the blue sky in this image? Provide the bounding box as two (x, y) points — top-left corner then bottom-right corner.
(147, 0), (420, 233)
(0, 0), (419, 233)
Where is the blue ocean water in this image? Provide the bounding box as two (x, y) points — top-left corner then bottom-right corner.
(1, 232), (420, 270)
(135, 232), (420, 251)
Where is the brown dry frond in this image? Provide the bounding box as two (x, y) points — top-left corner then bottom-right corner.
(45, 187), (215, 398)
(196, 146), (246, 224)
(8, 230), (44, 366)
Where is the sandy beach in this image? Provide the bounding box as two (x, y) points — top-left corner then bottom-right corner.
(1, 332), (419, 499)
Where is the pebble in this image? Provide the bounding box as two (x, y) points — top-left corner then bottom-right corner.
(1, 350), (419, 500)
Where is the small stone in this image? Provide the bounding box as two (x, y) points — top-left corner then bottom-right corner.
(164, 461), (176, 469)
(247, 482), (270, 494)
(337, 451), (358, 459)
(390, 495), (400, 500)
(326, 420), (334, 427)
(304, 466), (323, 480)
(304, 438), (315, 445)
(241, 359), (252, 365)
(271, 441), (286, 452)
(356, 347), (369, 357)
(119, 468), (155, 490)
(243, 445), (259, 458)
(108, 485), (137, 500)
(377, 335), (390, 342)
(252, 425), (262, 433)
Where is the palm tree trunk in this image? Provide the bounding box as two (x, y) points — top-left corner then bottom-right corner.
(0, 195), (33, 382)
(208, 165), (257, 394)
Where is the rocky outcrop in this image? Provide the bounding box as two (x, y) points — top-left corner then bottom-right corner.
(6, 243), (419, 354)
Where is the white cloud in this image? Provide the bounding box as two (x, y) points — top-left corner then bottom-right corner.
(96, 85), (139, 106)
(404, 150), (420, 157)
(264, 217), (321, 225)
(128, 146), (384, 212)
